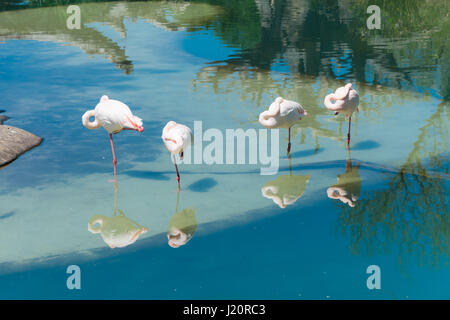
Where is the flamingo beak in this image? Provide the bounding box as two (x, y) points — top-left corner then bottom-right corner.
(137, 126), (144, 132)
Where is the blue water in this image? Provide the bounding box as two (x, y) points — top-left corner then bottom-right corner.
(0, 1), (448, 299)
(1, 161), (448, 299)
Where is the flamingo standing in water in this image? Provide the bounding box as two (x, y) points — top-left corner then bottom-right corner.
(162, 121), (193, 190)
(82, 95), (144, 177)
(324, 83), (359, 145)
(259, 97), (307, 155)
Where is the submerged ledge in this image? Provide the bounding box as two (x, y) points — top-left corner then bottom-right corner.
(0, 156), (447, 274)
(0, 125), (42, 168)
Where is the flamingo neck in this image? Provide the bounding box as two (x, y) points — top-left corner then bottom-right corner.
(259, 111), (278, 128)
(324, 94), (341, 110)
(82, 110), (101, 129)
(259, 97), (282, 127)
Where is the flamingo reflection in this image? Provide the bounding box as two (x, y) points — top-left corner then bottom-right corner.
(327, 149), (361, 207)
(261, 155), (310, 208)
(167, 190), (197, 248)
(88, 179), (147, 248)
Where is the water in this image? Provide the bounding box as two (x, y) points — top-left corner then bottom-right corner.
(0, 0), (448, 299)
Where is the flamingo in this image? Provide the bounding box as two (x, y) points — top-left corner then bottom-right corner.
(162, 121), (193, 190)
(324, 83), (359, 145)
(259, 97), (307, 155)
(82, 95), (144, 178)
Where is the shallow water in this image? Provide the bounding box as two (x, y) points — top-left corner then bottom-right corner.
(0, 0), (448, 299)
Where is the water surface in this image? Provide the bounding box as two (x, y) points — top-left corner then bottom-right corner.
(0, 0), (448, 299)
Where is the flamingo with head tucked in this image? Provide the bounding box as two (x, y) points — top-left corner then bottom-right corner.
(324, 83), (359, 145)
(162, 121), (193, 190)
(82, 95), (144, 177)
(259, 97), (307, 155)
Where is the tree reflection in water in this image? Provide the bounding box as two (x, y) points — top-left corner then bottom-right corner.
(339, 102), (449, 267)
(193, 0), (449, 98)
(0, 1), (222, 74)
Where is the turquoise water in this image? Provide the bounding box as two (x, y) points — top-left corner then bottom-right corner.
(0, 1), (448, 299)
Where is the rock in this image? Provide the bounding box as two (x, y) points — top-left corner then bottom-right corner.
(0, 115), (10, 125)
(0, 125), (42, 167)
(0, 110), (9, 125)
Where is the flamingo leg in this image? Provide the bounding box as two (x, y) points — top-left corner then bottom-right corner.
(347, 117), (351, 145)
(109, 133), (117, 178)
(287, 127), (291, 155)
(346, 145), (352, 171)
(173, 155), (181, 191)
(113, 176), (118, 216)
(288, 152), (292, 176)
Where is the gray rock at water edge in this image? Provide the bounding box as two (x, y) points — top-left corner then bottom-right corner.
(0, 125), (43, 167)
(0, 115), (10, 125)
(0, 110), (8, 125)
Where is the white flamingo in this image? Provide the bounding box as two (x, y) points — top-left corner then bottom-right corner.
(259, 97), (307, 155)
(324, 83), (359, 145)
(82, 95), (144, 177)
(162, 121), (193, 189)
